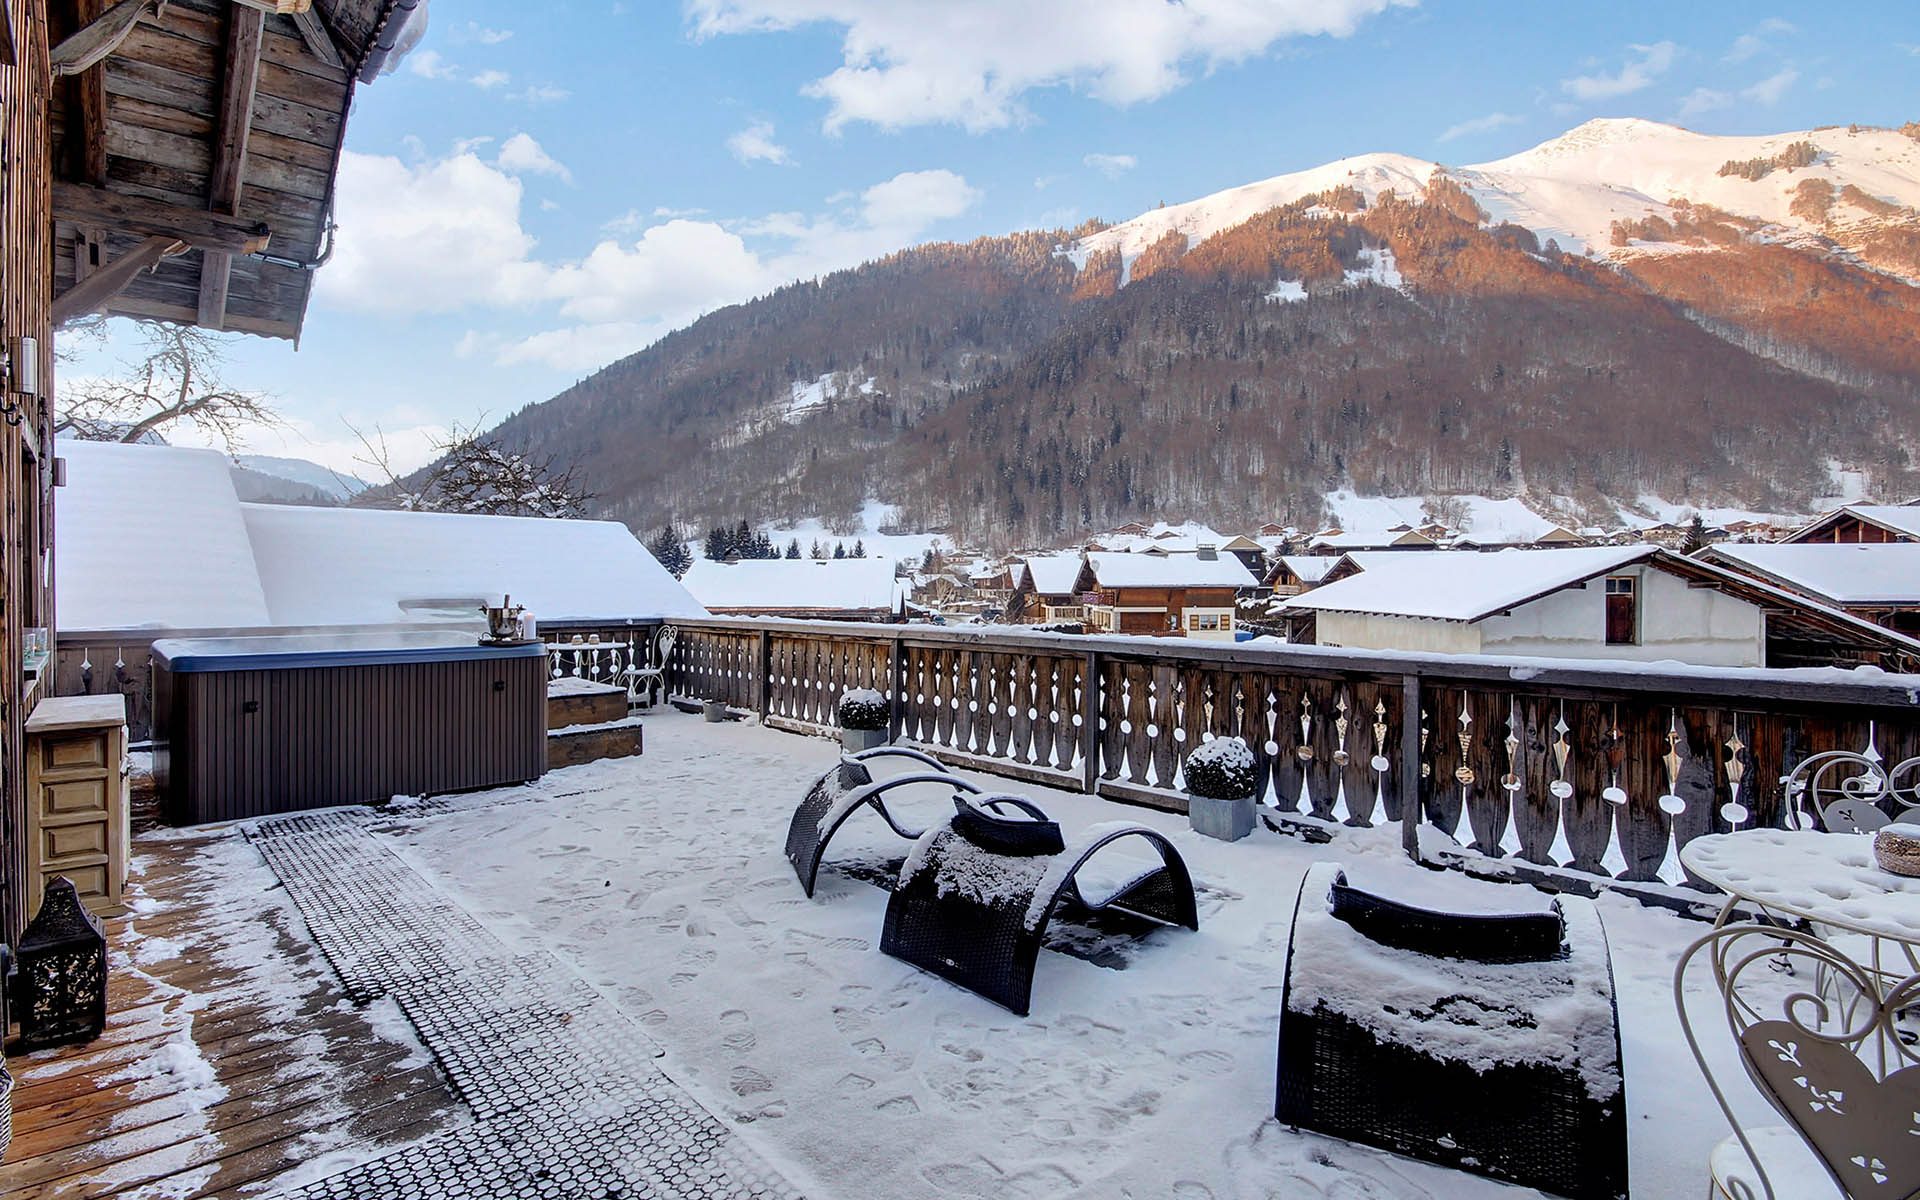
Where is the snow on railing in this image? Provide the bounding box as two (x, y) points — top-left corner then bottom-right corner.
(662, 616), (1920, 895)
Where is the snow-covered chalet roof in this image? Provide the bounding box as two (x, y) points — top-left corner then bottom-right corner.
(56, 440), (272, 630)
(681, 558), (904, 613)
(1283, 546), (1656, 622)
(55, 439), (703, 630)
(1083, 551), (1256, 589)
(241, 504), (707, 625)
(1274, 555), (1340, 584)
(1701, 543), (1920, 607)
(1018, 553), (1084, 596)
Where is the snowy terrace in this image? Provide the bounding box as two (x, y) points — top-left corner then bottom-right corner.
(0, 710), (1829, 1199)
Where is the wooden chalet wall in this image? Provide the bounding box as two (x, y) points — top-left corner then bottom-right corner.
(2, 0), (58, 946)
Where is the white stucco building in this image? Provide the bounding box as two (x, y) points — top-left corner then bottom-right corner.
(1280, 546), (1920, 670)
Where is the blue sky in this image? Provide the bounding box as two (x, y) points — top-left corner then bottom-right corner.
(60, 1), (1920, 475)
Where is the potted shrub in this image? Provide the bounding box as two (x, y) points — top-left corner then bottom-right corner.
(1184, 736), (1258, 841)
(837, 688), (890, 752)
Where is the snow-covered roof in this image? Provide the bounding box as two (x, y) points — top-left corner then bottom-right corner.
(1018, 553), (1083, 596)
(1284, 546), (1655, 622)
(1275, 555), (1340, 584)
(682, 558), (904, 613)
(1835, 505), (1920, 540)
(56, 440), (272, 630)
(55, 440), (703, 630)
(1702, 544), (1920, 606)
(1308, 529), (1435, 550)
(241, 504), (706, 625)
(1084, 551), (1256, 589)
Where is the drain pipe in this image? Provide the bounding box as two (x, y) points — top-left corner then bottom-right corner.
(359, 0), (427, 82)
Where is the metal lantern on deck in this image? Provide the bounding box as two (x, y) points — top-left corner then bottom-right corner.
(15, 877), (107, 1050)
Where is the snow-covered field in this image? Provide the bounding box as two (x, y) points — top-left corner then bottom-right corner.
(375, 711), (1783, 1200)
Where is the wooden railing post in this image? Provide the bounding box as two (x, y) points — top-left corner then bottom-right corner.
(888, 636), (905, 744)
(756, 630), (771, 722)
(1081, 648), (1100, 794)
(1400, 673), (1423, 862)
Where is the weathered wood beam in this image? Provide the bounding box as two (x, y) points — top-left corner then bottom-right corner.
(54, 180), (271, 253)
(230, 0), (313, 13)
(72, 227), (105, 280)
(286, 5), (342, 69)
(198, 4), (264, 329)
(52, 235), (185, 324)
(50, 0), (150, 76)
(69, 0), (111, 184)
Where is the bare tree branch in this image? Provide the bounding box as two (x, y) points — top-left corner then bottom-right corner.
(350, 417), (593, 519)
(54, 319), (282, 449)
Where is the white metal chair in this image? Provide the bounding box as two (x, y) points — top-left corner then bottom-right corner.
(1675, 923), (1920, 1200)
(626, 626), (675, 709)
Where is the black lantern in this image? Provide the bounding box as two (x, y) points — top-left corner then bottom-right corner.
(15, 877), (107, 1050)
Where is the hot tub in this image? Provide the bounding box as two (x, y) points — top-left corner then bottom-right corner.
(151, 631), (548, 824)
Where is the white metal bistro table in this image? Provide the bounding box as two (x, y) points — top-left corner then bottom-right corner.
(1681, 828), (1920, 946)
(1675, 830), (1920, 1199)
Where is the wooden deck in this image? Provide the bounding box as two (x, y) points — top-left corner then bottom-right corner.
(0, 832), (462, 1199)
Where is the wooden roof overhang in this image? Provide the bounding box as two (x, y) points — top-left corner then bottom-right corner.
(46, 0), (411, 339)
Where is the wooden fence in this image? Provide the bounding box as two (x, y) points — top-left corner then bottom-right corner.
(664, 617), (1920, 891)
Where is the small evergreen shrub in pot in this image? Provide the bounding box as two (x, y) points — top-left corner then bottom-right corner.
(1184, 736), (1257, 841)
(838, 688), (890, 752)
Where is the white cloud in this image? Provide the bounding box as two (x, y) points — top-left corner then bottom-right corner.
(409, 49), (458, 80)
(496, 133), (573, 183)
(512, 84), (572, 104)
(1676, 87), (1731, 120)
(459, 22), (514, 45)
(727, 119), (794, 165)
(687, 0), (1407, 132)
(318, 148), (547, 315)
(1740, 67), (1797, 106)
(1560, 41), (1677, 101)
(470, 69), (511, 90)
(1083, 152), (1137, 178)
(859, 168), (980, 228)
(1725, 18), (1794, 63)
(1437, 111), (1520, 143)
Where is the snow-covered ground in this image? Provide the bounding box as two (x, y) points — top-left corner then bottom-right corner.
(753, 500), (947, 570)
(375, 710), (1783, 1200)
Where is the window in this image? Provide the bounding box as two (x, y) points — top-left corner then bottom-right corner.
(1186, 613), (1224, 632)
(1604, 576), (1637, 645)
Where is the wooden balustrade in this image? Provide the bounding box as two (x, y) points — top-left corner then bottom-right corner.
(664, 617), (1920, 892)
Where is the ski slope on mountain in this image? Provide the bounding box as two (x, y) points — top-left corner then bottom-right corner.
(1071, 118), (1920, 273)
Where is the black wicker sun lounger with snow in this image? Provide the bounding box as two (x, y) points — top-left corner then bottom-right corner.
(1276, 862), (1628, 1200)
(879, 796), (1199, 1016)
(786, 746), (982, 897)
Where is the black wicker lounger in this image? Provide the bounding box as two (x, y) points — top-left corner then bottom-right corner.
(1276, 862), (1627, 1200)
(880, 801), (1199, 1016)
(786, 746), (985, 897)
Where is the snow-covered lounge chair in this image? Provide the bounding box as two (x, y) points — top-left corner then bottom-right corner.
(1276, 863), (1627, 1200)
(786, 746), (987, 897)
(879, 799), (1199, 1016)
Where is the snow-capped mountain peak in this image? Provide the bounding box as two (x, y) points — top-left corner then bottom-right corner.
(1069, 118), (1920, 277)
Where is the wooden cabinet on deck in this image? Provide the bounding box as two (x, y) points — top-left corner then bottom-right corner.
(25, 694), (130, 918)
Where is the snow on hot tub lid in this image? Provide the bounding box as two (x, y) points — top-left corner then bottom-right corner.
(153, 630), (545, 671)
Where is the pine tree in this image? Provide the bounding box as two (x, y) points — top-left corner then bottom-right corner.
(704, 526), (729, 561)
(810, 539), (826, 559)
(733, 519), (753, 559)
(851, 539), (866, 558)
(646, 526), (691, 578)
(785, 538), (801, 559)
(1682, 514), (1710, 554)
(832, 542), (847, 559)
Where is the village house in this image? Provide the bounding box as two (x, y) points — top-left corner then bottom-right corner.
(1007, 552), (1086, 623)
(682, 557), (906, 621)
(1262, 554), (1341, 596)
(1700, 542), (1920, 640)
(1279, 545), (1920, 670)
(1074, 549), (1256, 640)
(1784, 502), (1920, 544)
(1306, 528), (1438, 554)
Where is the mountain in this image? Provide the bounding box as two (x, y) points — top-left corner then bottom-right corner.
(231, 455), (370, 505)
(485, 118), (1920, 546)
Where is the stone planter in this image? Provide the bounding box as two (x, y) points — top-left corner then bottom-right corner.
(703, 699), (727, 723)
(1188, 792), (1256, 841)
(841, 727), (889, 753)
